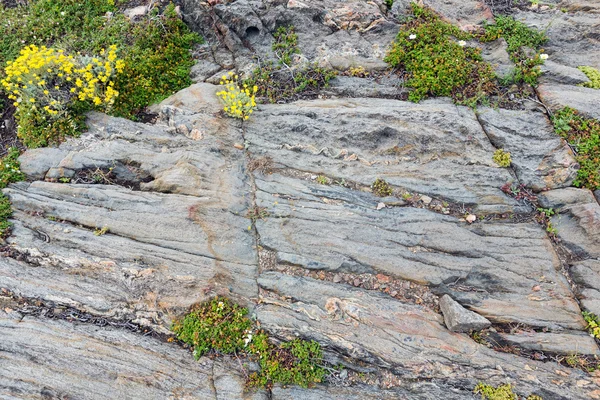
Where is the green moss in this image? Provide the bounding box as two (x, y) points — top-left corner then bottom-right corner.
(172, 297), (327, 389)
(372, 178), (393, 197)
(583, 311), (600, 339)
(480, 16), (547, 86)
(385, 4), (495, 103)
(578, 66), (600, 89)
(492, 149), (511, 167)
(552, 107), (600, 190)
(0, 147), (25, 237)
(474, 383), (518, 400)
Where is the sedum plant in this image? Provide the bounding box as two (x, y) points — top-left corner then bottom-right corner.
(493, 149), (511, 167)
(217, 71), (258, 120)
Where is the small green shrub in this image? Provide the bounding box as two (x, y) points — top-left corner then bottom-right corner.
(552, 107), (600, 190)
(272, 26), (299, 66)
(492, 149), (511, 167)
(244, 62), (336, 103)
(172, 297), (253, 358)
(172, 297), (327, 389)
(247, 333), (326, 388)
(372, 178), (393, 197)
(480, 16), (547, 86)
(0, 147), (25, 237)
(0, 147), (25, 188)
(385, 3), (495, 103)
(583, 311), (600, 339)
(578, 66), (600, 89)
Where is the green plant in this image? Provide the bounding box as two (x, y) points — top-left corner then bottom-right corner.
(0, 1), (201, 143)
(493, 149), (511, 167)
(216, 71), (258, 120)
(245, 62), (336, 103)
(474, 383), (517, 400)
(0, 147), (25, 188)
(172, 297), (253, 358)
(384, 0), (394, 9)
(480, 16), (547, 86)
(247, 206), (269, 223)
(551, 107), (600, 190)
(372, 178), (393, 197)
(0, 147), (25, 237)
(93, 226), (109, 236)
(0, 193), (13, 237)
(316, 175), (329, 185)
(385, 4), (495, 103)
(578, 66), (600, 89)
(272, 26), (299, 66)
(247, 333), (327, 388)
(583, 311), (600, 339)
(172, 297), (327, 389)
(537, 207), (555, 218)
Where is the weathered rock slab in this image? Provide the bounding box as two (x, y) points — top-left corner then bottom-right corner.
(439, 294), (491, 333)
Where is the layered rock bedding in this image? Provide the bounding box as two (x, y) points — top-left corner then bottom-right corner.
(1, 0), (600, 399)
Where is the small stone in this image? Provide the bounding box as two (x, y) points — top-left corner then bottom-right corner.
(376, 202), (386, 210)
(233, 143), (244, 150)
(420, 195), (432, 205)
(439, 294), (491, 333)
(353, 278), (361, 287)
(532, 285), (541, 292)
(376, 274), (391, 283)
(333, 274), (342, 283)
(465, 214), (476, 223)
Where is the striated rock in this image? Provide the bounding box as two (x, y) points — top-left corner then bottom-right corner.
(541, 60), (592, 86)
(571, 259), (600, 317)
(439, 294), (491, 333)
(477, 107), (578, 191)
(18, 148), (69, 180)
(498, 331), (600, 356)
(538, 83), (600, 120)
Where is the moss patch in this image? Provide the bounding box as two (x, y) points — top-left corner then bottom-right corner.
(172, 297), (328, 389)
(0, 147), (25, 237)
(552, 107), (600, 190)
(578, 66), (600, 89)
(480, 16), (547, 86)
(385, 3), (495, 104)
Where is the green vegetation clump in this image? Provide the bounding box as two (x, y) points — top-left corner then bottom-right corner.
(578, 66), (600, 89)
(492, 149), (511, 167)
(583, 311), (600, 339)
(481, 16), (548, 86)
(272, 26), (299, 66)
(474, 383), (517, 400)
(172, 297), (327, 389)
(552, 107), (600, 190)
(243, 25), (336, 103)
(0, 147), (25, 237)
(385, 3), (495, 103)
(372, 178), (393, 197)
(0, 1), (201, 147)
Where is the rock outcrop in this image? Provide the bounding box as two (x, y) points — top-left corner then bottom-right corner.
(2, 0), (600, 399)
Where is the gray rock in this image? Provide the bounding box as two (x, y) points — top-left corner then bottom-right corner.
(0, 312), (217, 399)
(538, 187), (597, 209)
(190, 59), (223, 83)
(498, 331), (600, 356)
(439, 294), (491, 333)
(124, 5), (147, 20)
(480, 38), (513, 80)
(18, 148), (68, 180)
(538, 83), (600, 120)
(571, 259), (600, 317)
(477, 107), (578, 191)
(541, 60), (592, 86)
(326, 76), (406, 99)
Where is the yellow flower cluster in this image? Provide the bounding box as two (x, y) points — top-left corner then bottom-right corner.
(1, 44), (124, 118)
(216, 71), (257, 120)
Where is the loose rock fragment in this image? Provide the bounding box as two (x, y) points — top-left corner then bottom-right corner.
(439, 294), (491, 333)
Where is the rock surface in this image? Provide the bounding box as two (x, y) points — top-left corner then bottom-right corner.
(439, 294), (491, 332)
(2, 1), (600, 399)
